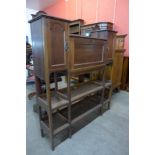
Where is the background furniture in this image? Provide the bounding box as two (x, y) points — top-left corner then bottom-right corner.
(121, 56), (129, 91)
(111, 49), (125, 91)
(112, 35), (127, 91)
(29, 15), (108, 150)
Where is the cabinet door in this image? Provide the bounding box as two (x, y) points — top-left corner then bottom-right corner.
(46, 19), (69, 70)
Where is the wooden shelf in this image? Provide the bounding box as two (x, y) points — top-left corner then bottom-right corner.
(59, 94), (101, 121)
(37, 92), (68, 111)
(58, 81), (103, 102)
(40, 112), (69, 135)
(92, 80), (112, 88)
(37, 80), (109, 111)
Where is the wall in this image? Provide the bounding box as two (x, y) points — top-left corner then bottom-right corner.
(44, 0), (129, 56)
(26, 8), (38, 44)
(114, 0), (129, 56)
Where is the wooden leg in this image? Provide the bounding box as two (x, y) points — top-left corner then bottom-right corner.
(107, 101), (111, 110)
(100, 68), (106, 115)
(54, 72), (58, 92)
(51, 140), (55, 151)
(41, 129), (45, 137)
(67, 71), (72, 138)
(48, 110), (54, 150)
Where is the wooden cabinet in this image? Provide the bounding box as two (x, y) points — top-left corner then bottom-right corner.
(30, 15), (70, 80)
(112, 35), (127, 90)
(29, 15), (107, 150)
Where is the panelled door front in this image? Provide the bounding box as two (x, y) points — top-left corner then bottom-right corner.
(46, 18), (69, 70)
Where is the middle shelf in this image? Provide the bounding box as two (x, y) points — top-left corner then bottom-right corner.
(37, 80), (109, 111)
(58, 81), (103, 102)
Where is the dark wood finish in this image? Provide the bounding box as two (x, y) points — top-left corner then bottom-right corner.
(69, 35), (106, 70)
(30, 16), (70, 81)
(80, 22), (113, 38)
(30, 19), (45, 80)
(30, 15), (107, 150)
(47, 18), (69, 71)
(80, 22), (121, 109)
(80, 22), (117, 61)
(90, 30), (117, 61)
(29, 14), (71, 23)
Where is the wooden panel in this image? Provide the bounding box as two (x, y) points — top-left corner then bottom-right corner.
(46, 19), (69, 70)
(98, 31), (116, 60)
(72, 37), (104, 68)
(31, 18), (45, 80)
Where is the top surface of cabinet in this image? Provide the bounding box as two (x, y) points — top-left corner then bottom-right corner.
(69, 19), (84, 25)
(29, 14), (71, 23)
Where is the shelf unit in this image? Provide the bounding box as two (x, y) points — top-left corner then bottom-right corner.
(29, 15), (109, 150)
(69, 19), (84, 35)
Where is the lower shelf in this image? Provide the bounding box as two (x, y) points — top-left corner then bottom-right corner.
(59, 94), (101, 121)
(39, 90), (111, 149)
(40, 112), (69, 135)
(40, 94), (101, 132)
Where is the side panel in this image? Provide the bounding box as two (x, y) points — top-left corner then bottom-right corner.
(98, 31), (116, 60)
(31, 19), (45, 80)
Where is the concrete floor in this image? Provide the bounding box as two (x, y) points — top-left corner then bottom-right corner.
(26, 83), (129, 155)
